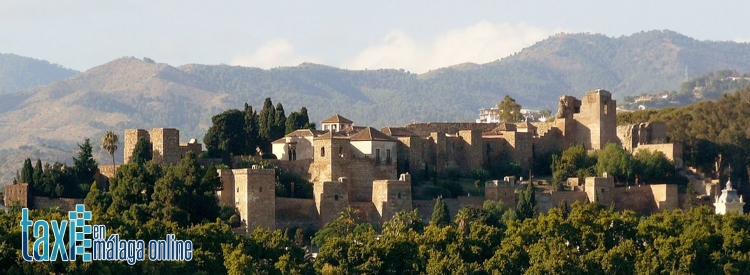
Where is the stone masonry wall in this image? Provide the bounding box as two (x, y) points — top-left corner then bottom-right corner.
(150, 128), (181, 165)
(32, 197), (83, 212)
(637, 143), (684, 168)
(371, 174), (412, 222)
(612, 184), (678, 215)
(234, 168), (276, 231)
(4, 184), (29, 208)
(275, 198), (319, 230)
(347, 158), (397, 201)
(314, 178), (349, 226)
(404, 122), (502, 137)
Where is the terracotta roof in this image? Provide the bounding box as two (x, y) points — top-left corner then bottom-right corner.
(380, 127), (417, 137)
(349, 127), (395, 141)
(339, 125), (366, 135)
(321, 114), (353, 124)
(286, 129), (317, 137)
(271, 137), (287, 144)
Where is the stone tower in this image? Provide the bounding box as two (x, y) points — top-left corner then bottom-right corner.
(124, 129), (150, 164)
(372, 173), (412, 222)
(314, 177), (350, 225)
(311, 136), (351, 182)
(149, 128), (181, 165)
(233, 166), (276, 230)
(714, 178), (745, 215)
(573, 89), (618, 150)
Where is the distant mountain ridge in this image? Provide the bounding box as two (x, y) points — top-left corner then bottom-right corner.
(0, 53), (78, 94)
(1, 30), (750, 186)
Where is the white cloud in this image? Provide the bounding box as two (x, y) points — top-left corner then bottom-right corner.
(735, 37), (750, 43)
(342, 21), (566, 73)
(231, 39), (320, 68)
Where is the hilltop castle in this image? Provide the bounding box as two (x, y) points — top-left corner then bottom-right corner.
(4, 89), (706, 231)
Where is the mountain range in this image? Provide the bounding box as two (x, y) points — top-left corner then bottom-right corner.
(2, 29), (750, 187)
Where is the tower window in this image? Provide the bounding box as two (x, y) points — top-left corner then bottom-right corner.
(339, 146), (343, 157)
(397, 192), (402, 199)
(321, 147), (325, 157)
(259, 187), (262, 193)
(334, 194), (339, 201)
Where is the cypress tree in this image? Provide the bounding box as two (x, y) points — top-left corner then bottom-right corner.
(244, 103), (259, 155)
(286, 112), (299, 135)
(516, 182), (536, 220)
(33, 159), (43, 195)
(430, 197), (450, 226)
(274, 102), (287, 140)
(300, 107), (311, 129)
(258, 98), (276, 153)
(21, 158), (34, 186)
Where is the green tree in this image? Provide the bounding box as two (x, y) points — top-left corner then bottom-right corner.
(20, 158), (34, 185)
(596, 143), (634, 183)
(633, 149), (674, 183)
(32, 159), (43, 188)
(516, 181), (536, 220)
(258, 98), (277, 154)
(430, 197), (450, 226)
(130, 137), (152, 164)
(72, 138), (98, 188)
(101, 130), (119, 180)
(497, 94), (524, 123)
(244, 103), (260, 155)
(286, 112), (299, 135)
(203, 109), (248, 158)
(274, 102), (287, 139)
(150, 152), (221, 226)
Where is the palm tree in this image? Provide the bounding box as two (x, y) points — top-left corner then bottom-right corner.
(101, 130), (119, 180)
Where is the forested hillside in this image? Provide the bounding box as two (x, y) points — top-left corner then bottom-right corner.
(619, 87), (750, 198)
(620, 69), (750, 109)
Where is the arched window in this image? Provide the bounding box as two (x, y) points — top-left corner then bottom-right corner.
(321, 147), (326, 157)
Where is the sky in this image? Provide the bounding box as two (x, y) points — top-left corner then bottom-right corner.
(2, 0), (749, 73)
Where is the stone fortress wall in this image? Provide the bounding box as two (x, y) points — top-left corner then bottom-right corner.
(7, 89), (693, 232)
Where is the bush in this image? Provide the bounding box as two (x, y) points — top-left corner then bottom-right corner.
(445, 167), (464, 181)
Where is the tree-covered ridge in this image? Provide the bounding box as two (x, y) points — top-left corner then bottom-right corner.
(621, 69), (750, 109)
(619, 87), (750, 198)
(0, 53), (78, 94)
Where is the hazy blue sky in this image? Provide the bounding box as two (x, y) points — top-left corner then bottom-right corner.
(2, 0), (749, 72)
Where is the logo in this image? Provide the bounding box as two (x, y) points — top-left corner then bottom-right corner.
(20, 204), (192, 265)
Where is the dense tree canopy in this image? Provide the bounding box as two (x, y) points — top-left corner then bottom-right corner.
(497, 95), (524, 123)
(204, 98), (312, 160)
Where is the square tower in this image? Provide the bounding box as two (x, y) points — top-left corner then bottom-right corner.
(233, 167), (276, 231)
(124, 129), (150, 164)
(150, 128), (181, 165)
(573, 89), (618, 150)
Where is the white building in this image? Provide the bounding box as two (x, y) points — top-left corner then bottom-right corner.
(714, 178), (745, 215)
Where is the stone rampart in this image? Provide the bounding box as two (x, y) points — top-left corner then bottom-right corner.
(275, 198), (319, 229)
(32, 197), (83, 212)
(404, 122), (502, 137)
